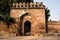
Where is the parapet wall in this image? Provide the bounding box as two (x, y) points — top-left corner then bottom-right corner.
(12, 2), (45, 9)
(48, 21), (60, 32)
(48, 21), (60, 25)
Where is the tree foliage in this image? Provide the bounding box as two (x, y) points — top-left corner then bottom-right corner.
(45, 8), (50, 20)
(17, 0), (33, 3)
(0, 0), (15, 28)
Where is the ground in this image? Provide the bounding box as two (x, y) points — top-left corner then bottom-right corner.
(0, 36), (60, 40)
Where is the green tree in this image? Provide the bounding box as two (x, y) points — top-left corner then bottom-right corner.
(0, 14), (15, 28)
(0, 0), (15, 29)
(45, 8), (50, 33)
(17, 0), (33, 3)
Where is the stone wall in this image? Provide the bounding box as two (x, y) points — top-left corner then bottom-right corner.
(48, 21), (60, 33)
(0, 21), (60, 37)
(0, 22), (19, 37)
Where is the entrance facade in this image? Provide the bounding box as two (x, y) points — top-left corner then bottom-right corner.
(10, 2), (46, 36)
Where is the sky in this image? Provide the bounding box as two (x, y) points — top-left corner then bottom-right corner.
(34, 0), (60, 21)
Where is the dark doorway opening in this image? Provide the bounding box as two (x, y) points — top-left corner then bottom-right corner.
(24, 21), (31, 36)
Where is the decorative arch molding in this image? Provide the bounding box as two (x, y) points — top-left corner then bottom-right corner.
(16, 13), (29, 36)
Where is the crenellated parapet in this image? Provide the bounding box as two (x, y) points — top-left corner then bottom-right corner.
(11, 2), (45, 9)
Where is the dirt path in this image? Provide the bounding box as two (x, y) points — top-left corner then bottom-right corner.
(0, 36), (60, 40)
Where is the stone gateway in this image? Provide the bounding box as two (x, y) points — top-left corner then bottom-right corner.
(10, 2), (46, 36)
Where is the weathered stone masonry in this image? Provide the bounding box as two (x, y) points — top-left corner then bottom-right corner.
(10, 2), (46, 36)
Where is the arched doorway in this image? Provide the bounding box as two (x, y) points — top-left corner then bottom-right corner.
(16, 13), (29, 36)
(24, 21), (31, 36)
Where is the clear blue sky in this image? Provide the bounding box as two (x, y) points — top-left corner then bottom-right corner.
(34, 0), (60, 21)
